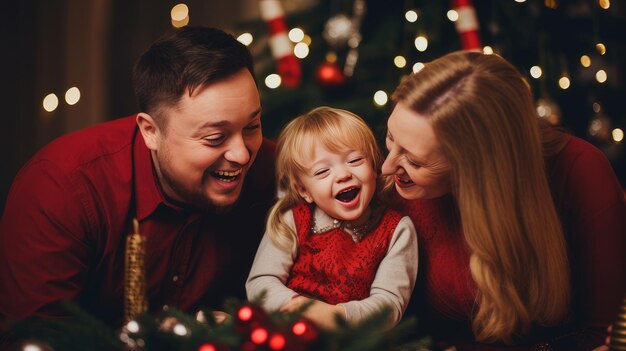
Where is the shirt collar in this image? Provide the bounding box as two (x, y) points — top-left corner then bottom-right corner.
(311, 205), (373, 235)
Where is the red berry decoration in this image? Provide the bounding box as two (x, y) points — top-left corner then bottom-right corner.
(291, 319), (319, 342)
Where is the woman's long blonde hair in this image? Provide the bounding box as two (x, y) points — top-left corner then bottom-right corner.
(267, 107), (384, 252)
(392, 51), (571, 343)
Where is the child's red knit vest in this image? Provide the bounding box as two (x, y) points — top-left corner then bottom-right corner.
(286, 202), (402, 304)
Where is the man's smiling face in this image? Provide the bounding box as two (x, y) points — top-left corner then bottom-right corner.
(148, 68), (262, 209)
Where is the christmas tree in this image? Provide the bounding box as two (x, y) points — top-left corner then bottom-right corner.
(236, 0), (625, 182)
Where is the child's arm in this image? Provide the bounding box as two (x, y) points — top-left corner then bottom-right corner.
(338, 216), (418, 329)
(246, 210), (299, 311)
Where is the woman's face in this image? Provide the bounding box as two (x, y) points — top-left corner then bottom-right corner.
(381, 103), (452, 200)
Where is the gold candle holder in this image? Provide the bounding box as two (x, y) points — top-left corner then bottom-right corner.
(124, 219), (148, 322)
(611, 294), (626, 351)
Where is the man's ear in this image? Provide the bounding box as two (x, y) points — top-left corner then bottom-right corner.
(136, 112), (161, 151)
(296, 183), (313, 203)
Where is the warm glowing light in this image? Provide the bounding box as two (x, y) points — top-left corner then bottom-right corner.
(237, 33), (253, 46)
(530, 66), (542, 79)
(43, 93), (59, 112)
(325, 52), (338, 63)
(394, 56), (407, 68)
(599, 0), (610, 9)
(537, 105), (547, 118)
(589, 118), (607, 137)
(613, 128), (624, 142)
(580, 55), (591, 67)
(23, 345), (42, 351)
(238, 306), (253, 321)
(405, 10), (418, 23)
(198, 344), (217, 351)
(126, 320), (140, 333)
(294, 42), (309, 58)
(292, 322), (307, 335)
(288, 28), (305, 43)
(373, 90), (388, 106)
(171, 4), (188, 21)
(536, 98), (560, 125)
(545, 0), (558, 9)
(595, 69), (607, 83)
(171, 16), (189, 28)
(302, 34), (312, 46)
(558, 77), (570, 89)
(251, 328), (268, 344)
(173, 323), (188, 336)
(515, 0), (526, 2)
(483, 46), (494, 55)
(596, 43), (606, 55)
(269, 334), (286, 350)
(65, 86), (80, 105)
(593, 102), (602, 113)
(414, 36), (428, 52)
(447, 10), (459, 22)
(265, 74), (281, 89)
(413, 62), (425, 73)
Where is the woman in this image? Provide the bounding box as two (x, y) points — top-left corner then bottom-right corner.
(382, 50), (626, 350)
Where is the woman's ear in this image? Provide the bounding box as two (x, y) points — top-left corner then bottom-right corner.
(296, 183), (313, 203)
(136, 112), (161, 151)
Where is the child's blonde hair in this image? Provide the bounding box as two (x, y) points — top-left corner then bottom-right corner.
(267, 107), (384, 252)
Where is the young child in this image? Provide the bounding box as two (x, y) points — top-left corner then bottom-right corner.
(246, 107), (418, 330)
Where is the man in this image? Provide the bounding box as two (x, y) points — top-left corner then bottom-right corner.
(0, 26), (276, 327)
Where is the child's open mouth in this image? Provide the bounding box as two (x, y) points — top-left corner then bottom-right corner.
(335, 186), (360, 203)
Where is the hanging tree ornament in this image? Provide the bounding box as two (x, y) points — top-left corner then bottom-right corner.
(315, 53), (346, 88)
(451, 0), (482, 50)
(319, 0), (366, 79)
(343, 0), (366, 77)
(259, 0), (302, 87)
(322, 14), (354, 49)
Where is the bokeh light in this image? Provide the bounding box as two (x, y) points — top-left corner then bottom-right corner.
(237, 33), (253, 46)
(65, 87), (80, 105)
(43, 93), (59, 112)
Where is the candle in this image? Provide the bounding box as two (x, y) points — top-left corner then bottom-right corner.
(124, 219), (148, 322)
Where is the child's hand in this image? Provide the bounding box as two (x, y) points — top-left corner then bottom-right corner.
(280, 296), (346, 329)
(280, 295), (311, 313)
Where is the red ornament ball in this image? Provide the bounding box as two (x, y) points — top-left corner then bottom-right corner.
(198, 344), (217, 351)
(315, 61), (346, 87)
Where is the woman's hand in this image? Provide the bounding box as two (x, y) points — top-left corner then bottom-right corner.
(280, 296), (346, 329)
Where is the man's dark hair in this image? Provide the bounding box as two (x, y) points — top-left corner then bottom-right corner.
(132, 26), (255, 126)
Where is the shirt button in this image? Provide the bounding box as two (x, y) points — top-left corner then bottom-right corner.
(172, 275), (179, 282)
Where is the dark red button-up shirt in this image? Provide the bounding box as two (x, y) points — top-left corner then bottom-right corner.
(0, 115), (276, 327)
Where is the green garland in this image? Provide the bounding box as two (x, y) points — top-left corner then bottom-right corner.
(7, 300), (432, 351)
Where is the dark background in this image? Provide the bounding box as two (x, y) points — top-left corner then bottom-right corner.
(2, 0), (625, 214)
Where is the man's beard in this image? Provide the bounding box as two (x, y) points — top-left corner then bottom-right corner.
(156, 153), (239, 214)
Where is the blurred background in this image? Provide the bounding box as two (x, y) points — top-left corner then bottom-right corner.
(2, 0), (625, 212)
